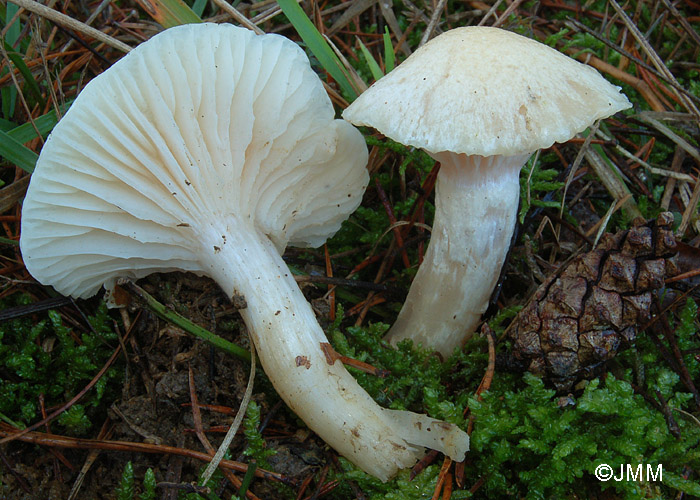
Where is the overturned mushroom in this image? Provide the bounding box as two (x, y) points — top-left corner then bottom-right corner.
(20, 23), (468, 480)
(343, 27), (631, 358)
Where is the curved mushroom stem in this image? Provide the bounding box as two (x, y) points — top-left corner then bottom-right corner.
(198, 219), (469, 481)
(384, 152), (531, 358)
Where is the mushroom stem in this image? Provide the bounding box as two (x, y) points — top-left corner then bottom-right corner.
(384, 153), (531, 358)
(198, 218), (469, 481)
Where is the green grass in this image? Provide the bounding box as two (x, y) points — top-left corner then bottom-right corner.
(277, 0), (358, 99)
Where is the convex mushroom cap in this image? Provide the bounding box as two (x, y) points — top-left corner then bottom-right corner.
(344, 26), (631, 157)
(20, 23), (469, 481)
(343, 26), (631, 358)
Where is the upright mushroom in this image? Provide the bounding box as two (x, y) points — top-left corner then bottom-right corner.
(20, 23), (468, 480)
(343, 27), (631, 358)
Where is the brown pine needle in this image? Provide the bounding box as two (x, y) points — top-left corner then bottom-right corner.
(8, 0), (131, 53)
(320, 342), (390, 377)
(0, 422), (293, 485)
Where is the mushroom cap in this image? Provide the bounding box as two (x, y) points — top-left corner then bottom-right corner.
(20, 23), (368, 298)
(343, 26), (631, 157)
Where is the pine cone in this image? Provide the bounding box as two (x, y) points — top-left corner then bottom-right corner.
(506, 213), (678, 390)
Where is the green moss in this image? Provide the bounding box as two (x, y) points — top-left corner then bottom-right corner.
(334, 462), (470, 499)
(115, 462), (157, 500)
(518, 153), (565, 223)
(0, 295), (120, 434)
(329, 312), (470, 421)
(322, 297), (700, 499)
(242, 401), (277, 469)
(463, 373), (700, 499)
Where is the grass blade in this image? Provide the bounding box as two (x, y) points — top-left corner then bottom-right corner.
(383, 27), (395, 73)
(237, 461), (257, 498)
(7, 102), (71, 143)
(0, 236), (19, 246)
(0, 129), (37, 173)
(1, 72), (17, 120)
(0, 103), (72, 174)
(123, 281), (251, 362)
(2, 5), (19, 118)
(5, 2), (20, 45)
(192, 0), (207, 17)
(357, 38), (384, 81)
(276, 0), (357, 99)
(4, 42), (45, 109)
(0, 117), (17, 131)
(134, 0), (201, 28)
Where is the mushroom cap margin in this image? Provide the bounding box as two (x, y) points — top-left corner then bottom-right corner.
(20, 23), (369, 298)
(343, 26), (631, 157)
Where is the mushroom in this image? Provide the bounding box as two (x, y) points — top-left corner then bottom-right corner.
(19, 23), (468, 480)
(343, 27), (631, 358)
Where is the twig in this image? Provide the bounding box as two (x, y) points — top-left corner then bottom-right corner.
(188, 367), (253, 498)
(431, 457), (452, 500)
(492, 0), (526, 27)
(468, 475), (487, 495)
(441, 471), (453, 500)
(0, 423), (293, 485)
(656, 311), (700, 409)
(210, 0), (265, 35)
(353, 239), (396, 326)
(655, 389), (681, 438)
(419, 0), (448, 46)
(326, 0), (375, 36)
(0, 295), (72, 321)
(678, 178), (700, 237)
(477, 0), (506, 26)
(8, 0), (131, 53)
(409, 449), (439, 480)
(320, 342), (389, 377)
(294, 274), (399, 294)
(0, 176), (30, 214)
(659, 0), (700, 46)
(323, 244), (336, 320)
(474, 324), (496, 398)
(67, 419), (114, 500)
(561, 122), (600, 219)
(111, 404), (163, 445)
(399, 159), (441, 241)
(635, 112), (700, 164)
(564, 17), (700, 107)
(662, 147), (685, 211)
(590, 194), (632, 248)
(609, 0), (700, 119)
(584, 148), (641, 219)
(378, 0), (410, 56)
(375, 178), (411, 268)
(200, 336), (257, 486)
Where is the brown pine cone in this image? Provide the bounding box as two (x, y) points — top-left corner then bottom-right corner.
(506, 212), (678, 390)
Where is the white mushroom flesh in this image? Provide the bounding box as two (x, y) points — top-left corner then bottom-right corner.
(199, 217), (468, 479)
(20, 23), (468, 480)
(343, 26), (632, 357)
(385, 153), (529, 356)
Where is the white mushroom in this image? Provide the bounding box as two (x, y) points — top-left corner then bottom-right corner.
(343, 27), (632, 358)
(19, 23), (468, 481)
